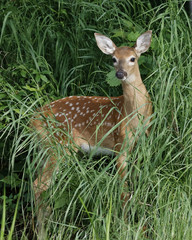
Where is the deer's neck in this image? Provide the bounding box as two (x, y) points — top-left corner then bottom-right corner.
(121, 71), (150, 118)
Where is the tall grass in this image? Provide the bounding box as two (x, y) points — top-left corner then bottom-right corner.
(0, 0), (192, 239)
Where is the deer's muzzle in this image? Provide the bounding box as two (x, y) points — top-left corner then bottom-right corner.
(116, 70), (127, 80)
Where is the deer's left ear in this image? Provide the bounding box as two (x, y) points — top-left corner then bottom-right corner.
(135, 30), (152, 57)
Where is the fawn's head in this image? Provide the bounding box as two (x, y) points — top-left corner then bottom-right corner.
(94, 31), (152, 82)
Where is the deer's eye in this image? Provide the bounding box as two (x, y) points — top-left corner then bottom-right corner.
(130, 57), (135, 62)
(112, 57), (117, 63)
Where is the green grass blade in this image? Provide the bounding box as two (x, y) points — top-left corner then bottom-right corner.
(0, 185), (6, 240)
(7, 185), (22, 240)
(0, 11), (12, 45)
(106, 195), (112, 240)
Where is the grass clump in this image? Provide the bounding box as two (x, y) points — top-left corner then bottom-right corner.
(0, 0), (192, 239)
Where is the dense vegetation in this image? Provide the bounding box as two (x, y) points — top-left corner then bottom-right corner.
(0, 0), (191, 239)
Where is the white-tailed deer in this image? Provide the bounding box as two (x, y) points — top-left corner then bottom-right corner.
(32, 30), (152, 237)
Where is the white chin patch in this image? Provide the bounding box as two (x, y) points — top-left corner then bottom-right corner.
(122, 76), (127, 81)
(123, 74), (135, 83)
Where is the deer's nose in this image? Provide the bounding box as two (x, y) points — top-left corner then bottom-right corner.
(116, 70), (127, 80)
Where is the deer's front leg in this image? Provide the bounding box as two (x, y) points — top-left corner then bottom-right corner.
(116, 130), (134, 207)
(116, 153), (127, 179)
(116, 153), (133, 211)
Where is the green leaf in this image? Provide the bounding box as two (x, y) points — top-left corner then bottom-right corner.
(150, 37), (158, 50)
(13, 109), (21, 114)
(106, 70), (121, 87)
(112, 29), (124, 38)
(54, 198), (66, 209)
(0, 174), (22, 187)
(40, 74), (48, 82)
(21, 70), (27, 78)
(13, 108), (25, 115)
(0, 93), (7, 99)
(0, 105), (7, 111)
(54, 192), (69, 209)
(23, 85), (38, 92)
(35, 74), (40, 82)
(127, 31), (140, 42)
(0, 123), (5, 129)
(32, 69), (39, 75)
(60, 9), (67, 16)
(122, 19), (133, 29)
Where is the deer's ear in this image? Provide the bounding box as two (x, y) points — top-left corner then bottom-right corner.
(94, 33), (116, 55)
(135, 30), (152, 56)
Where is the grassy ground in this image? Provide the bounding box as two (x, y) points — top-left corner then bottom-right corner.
(0, 0), (192, 239)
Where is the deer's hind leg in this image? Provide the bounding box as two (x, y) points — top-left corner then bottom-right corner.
(33, 155), (57, 238)
(31, 116), (68, 238)
(32, 118), (86, 238)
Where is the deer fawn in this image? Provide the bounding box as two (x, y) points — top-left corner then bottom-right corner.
(32, 30), (152, 237)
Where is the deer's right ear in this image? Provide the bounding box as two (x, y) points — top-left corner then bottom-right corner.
(94, 33), (116, 55)
(135, 30), (152, 57)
